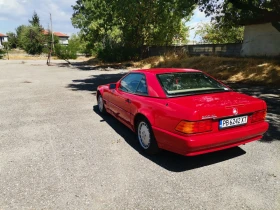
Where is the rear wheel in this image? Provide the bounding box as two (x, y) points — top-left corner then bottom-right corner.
(97, 94), (106, 114)
(137, 118), (160, 155)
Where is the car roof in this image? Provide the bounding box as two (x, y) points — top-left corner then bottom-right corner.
(132, 68), (202, 74)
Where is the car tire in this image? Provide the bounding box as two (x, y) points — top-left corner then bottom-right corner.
(136, 118), (160, 155)
(97, 94), (106, 114)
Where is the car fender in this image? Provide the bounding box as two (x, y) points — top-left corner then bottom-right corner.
(97, 85), (105, 96)
(133, 108), (155, 128)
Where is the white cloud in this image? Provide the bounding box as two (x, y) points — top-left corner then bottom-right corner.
(0, 0), (78, 34)
(0, 0), (27, 20)
(31, 0), (77, 33)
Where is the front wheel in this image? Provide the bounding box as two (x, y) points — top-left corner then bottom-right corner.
(97, 94), (106, 114)
(137, 118), (160, 155)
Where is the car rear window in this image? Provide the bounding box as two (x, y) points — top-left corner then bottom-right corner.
(157, 72), (229, 96)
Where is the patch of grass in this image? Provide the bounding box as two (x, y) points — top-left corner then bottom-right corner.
(7, 55), (48, 60)
(132, 56), (164, 69)
(132, 54), (280, 86)
(85, 57), (102, 66)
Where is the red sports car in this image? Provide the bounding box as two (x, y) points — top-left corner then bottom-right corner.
(97, 68), (269, 156)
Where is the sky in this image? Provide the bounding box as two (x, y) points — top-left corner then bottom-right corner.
(0, 0), (79, 35)
(0, 0), (210, 41)
(187, 8), (211, 43)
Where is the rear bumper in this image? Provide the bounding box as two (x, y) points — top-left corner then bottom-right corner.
(153, 121), (269, 156)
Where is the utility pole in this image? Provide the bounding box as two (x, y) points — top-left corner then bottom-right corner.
(47, 13), (54, 65)
(50, 13), (55, 53)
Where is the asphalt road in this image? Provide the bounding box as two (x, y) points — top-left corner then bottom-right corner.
(0, 60), (279, 210)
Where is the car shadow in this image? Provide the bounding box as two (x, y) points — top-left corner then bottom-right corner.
(93, 105), (246, 172)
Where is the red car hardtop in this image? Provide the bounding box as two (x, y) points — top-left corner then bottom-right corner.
(133, 68), (201, 74)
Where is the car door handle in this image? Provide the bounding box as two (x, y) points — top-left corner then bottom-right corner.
(125, 99), (131, 103)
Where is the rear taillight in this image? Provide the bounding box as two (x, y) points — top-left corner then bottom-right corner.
(251, 110), (266, 123)
(176, 120), (213, 134)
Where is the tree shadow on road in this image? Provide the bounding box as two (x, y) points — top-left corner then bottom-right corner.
(56, 60), (129, 71)
(93, 105), (245, 172)
(64, 60), (128, 94)
(67, 73), (127, 95)
(227, 82), (280, 142)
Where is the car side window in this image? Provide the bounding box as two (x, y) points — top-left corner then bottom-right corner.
(135, 77), (148, 95)
(119, 73), (143, 93)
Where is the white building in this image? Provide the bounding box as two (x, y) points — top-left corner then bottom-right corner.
(43, 30), (69, 45)
(241, 22), (280, 57)
(0, 33), (8, 49)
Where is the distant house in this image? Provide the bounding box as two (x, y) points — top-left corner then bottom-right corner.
(241, 22), (280, 57)
(0, 33), (8, 48)
(43, 30), (69, 45)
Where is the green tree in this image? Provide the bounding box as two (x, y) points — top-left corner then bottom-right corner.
(6, 32), (17, 49)
(17, 12), (45, 54)
(172, 20), (190, 45)
(72, 0), (122, 58)
(66, 33), (88, 54)
(72, 0), (195, 61)
(15, 25), (28, 49)
(29, 11), (43, 30)
(197, 0), (280, 31)
(113, 0), (193, 47)
(195, 22), (244, 44)
(18, 26), (45, 55)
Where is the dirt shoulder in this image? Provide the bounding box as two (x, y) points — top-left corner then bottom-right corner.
(138, 55), (280, 87)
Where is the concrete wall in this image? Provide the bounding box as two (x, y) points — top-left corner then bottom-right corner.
(148, 43), (242, 57)
(241, 23), (280, 56)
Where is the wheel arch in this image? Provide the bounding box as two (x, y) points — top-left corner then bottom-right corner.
(134, 112), (160, 154)
(97, 87), (105, 100)
(96, 90), (101, 100)
(133, 112), (154, 132)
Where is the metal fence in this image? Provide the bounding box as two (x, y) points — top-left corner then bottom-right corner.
(148, 43), (242, 57)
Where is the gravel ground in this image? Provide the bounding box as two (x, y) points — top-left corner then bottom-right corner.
(0, 60), (279, 210)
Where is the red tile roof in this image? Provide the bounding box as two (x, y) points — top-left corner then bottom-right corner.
(0, 33), (8, 37)
(54, 32), (69, 37)
(43, 30), (49, 35)
(43, 30), (69, 37)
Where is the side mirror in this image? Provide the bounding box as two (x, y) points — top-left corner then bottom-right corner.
(109, 83), (116, 89)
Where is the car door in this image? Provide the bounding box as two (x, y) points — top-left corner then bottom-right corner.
(110, 73), (144, 127)
(103, 83), (117, 112)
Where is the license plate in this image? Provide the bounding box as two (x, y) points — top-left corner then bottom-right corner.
(219, 116), (248, 129)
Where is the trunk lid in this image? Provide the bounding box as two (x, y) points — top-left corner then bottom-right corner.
(168, 91), (266, 120)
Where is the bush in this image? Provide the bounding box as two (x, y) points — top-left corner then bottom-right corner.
(54, 34), (82, 60)
(97, 45), (140, 62)
(0, 49), (5, 59)
(55, 44), (78, 60)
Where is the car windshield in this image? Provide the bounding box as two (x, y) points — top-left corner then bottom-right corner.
(157, 72), (230, 96)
